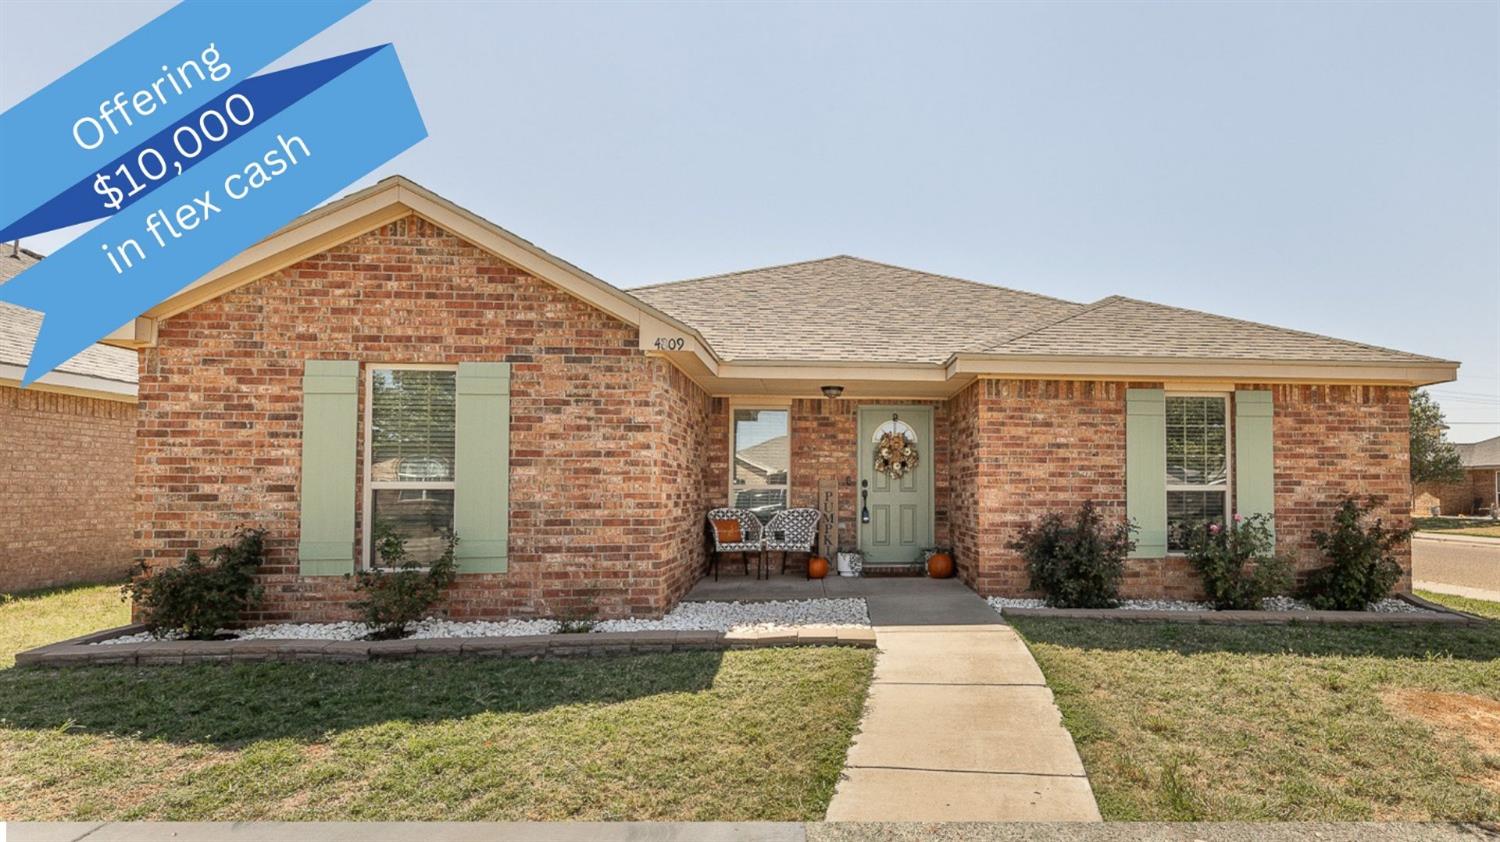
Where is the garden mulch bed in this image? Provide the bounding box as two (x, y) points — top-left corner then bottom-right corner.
(15, 624), (877, 667)
(997, 593), (1487, 625)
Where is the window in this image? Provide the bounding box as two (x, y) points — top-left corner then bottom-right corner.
(366, 366), (456, 567)
(1165, 395), (1230, 552)
(731, 408), (789, 522)
(871, 418), (918, 443)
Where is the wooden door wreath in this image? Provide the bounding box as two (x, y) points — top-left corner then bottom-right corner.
(873, 413), (919, 479)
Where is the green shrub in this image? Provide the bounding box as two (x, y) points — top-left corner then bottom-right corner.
(1183, 513), (1292, 610)
(1301, 497), (1409, 611)
(123, 528), (266, 639)
(1009, 502), (1135, 608)
(348, 525), (458, 639)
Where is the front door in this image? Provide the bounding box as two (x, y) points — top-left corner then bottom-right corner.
(857, 406), (934, 564)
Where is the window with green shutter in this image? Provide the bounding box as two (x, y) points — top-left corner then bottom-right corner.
(364, 366), (457, 568)
(1164, 395), (1230, 552)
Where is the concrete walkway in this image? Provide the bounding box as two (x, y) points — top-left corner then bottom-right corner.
(824, 579), (1101, 822)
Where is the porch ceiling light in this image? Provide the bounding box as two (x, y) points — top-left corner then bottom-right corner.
(820, 385), (845, 399)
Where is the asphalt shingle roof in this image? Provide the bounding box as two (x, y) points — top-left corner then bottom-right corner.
(985, 295), (1445, 363)
(0, 248), (138, 385)
(1457, 436), (1500, 469)
(630, 256), (1085, 364)
(630, 256), (1446, 366)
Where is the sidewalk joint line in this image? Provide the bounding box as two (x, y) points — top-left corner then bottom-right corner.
(847, 764), (1088, 779)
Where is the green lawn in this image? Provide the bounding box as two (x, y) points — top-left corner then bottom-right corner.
(1011, 618), (1500, 822)
(0, 583), (129, 669)
(0, 587), (875, 821)
(1413, 517), (1500, 540)
(1418, 589), (1500, 621)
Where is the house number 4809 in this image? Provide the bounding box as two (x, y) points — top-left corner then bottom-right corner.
(653, 337), (686, 351)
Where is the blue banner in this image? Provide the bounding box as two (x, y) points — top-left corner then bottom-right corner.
(0, 46), (381, 243)
(0, 0), (369, 235)
(1, 44), (427, 384)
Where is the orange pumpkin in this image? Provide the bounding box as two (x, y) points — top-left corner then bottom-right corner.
(926, 552), (954, 579)
(808, 556), (830, 579)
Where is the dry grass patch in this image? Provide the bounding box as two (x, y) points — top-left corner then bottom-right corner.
(1011, 618), (1500, 822)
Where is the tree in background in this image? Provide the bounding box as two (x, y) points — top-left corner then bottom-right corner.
(1410, 389), (1464, 485)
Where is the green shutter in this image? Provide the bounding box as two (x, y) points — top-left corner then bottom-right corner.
(1234, 390), (1275, 533)
(1126, 388), (1167, 558)
(454, 362), (511, 572)
(298, 360), (359, 575)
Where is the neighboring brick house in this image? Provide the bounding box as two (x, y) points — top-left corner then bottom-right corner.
(1, 246), (138, 593)
(1413, 435), (1500, 517)
(99, 177), (1457, 620)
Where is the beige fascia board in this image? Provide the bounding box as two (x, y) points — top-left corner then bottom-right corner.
(948, 353), (1459, 387)
(717, 359), (950, 382)
(0, 363), (137, 402)
(100, 316), (157, 349)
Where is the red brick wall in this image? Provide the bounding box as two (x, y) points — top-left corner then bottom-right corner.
(945, 380), (1129, 596)
(945, 379), (1414, 600)
(947, 382), (985, 589)
(649, 361), (716, 608)
(1, 385), (135, 593)
(1269, 383), (1412, 593)
(136, 215), (708, 622)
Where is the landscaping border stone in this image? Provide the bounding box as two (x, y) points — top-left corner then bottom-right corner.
(13, 625), (878, 668)
(998, 592), (1487, 625)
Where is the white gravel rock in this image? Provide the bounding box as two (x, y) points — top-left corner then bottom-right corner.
(96, 598), (869, 644)
(1368, 598), (1430, 614)
(593, 599), (869, 633)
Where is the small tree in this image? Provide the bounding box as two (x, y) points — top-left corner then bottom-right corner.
(1183, 513), (1292, 610)
(348, 525), (458, 639)
(123, 528), (266, 639)
(1410, 390), (1464, 485)
(1009, 502), (1135, 609)
(1301, 498), (1409, 611)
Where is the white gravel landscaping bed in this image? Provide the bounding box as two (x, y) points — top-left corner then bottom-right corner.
(97, 598), (869, 645)
(987, 596), (1433, 615)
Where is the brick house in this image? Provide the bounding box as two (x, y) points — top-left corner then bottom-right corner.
(98, 177), (1457, 621)
(1, 247), (138, 593)
(1413, 435), (1500, 517)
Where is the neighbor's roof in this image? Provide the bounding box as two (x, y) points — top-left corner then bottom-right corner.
(630, 256), (1084, 364)
(0, 248), (139, 388)
(630, 255), (1447, 366)
(1457, 435), (1500, 469)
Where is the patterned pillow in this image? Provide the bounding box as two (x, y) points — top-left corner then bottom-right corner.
(713, 518), (742, 543)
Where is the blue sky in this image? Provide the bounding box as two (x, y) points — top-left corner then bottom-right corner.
(3, 0), (1496, 440)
